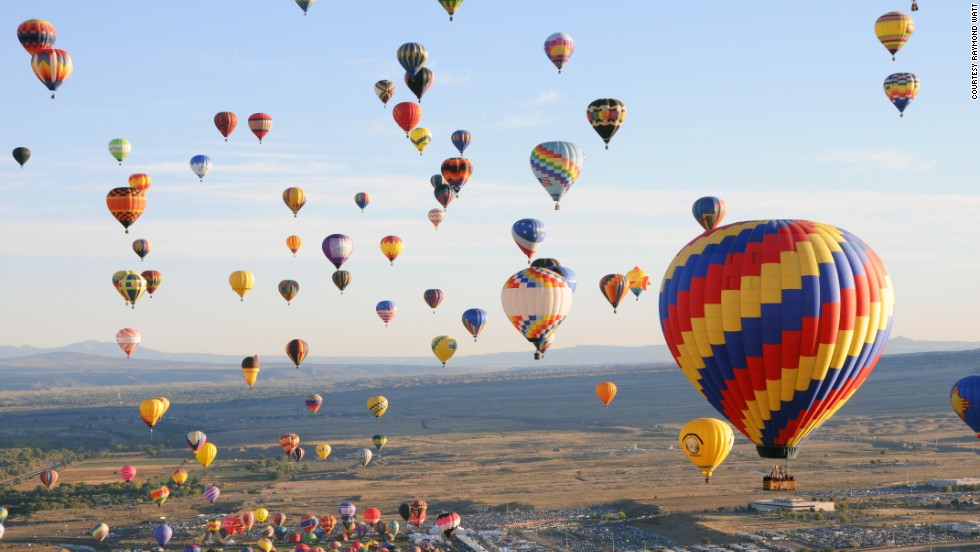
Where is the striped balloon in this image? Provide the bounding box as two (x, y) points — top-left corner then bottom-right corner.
(461, 308), (488, 341)
(306, 393), (323, 415)
(511, 218), (546, 262)
(599, 274), (629, 313)
(438, 0), (464, 21)
(440, 157), (473, 195)
(150, 485), (169, 506)
(875, 12), (914, 60)
(423, 289), (444, 312)
(544, 32), (574, 73)
(278, 280), (299, 305)
(501, 267), (573, 358)
(17, 19), (57, 56)
(128, 173), (151, 193)
(396, 43), (428, 77)
(91, 523), (109, 542)
(40, 469), (58, 489)
(883, 72), (920, 116)
(374, 80), (395, 107)
(659, 220), (894, 459)
(354, 192), (371, 212)
(376, 301), (398, 326)
(203, 485), (220, 504)
(141, 270), (162, 296)
(586, 99), (626, 149)
(451, 129), (471, 155)
(214, 111), (238, 140)
(301, 515), (319, 533)
(31, 48), (73, 98)
(692, 196), (726, 231)
(116, 328), (141, 358)
(282, 187), (307, 217)
(322, 234), (353, 269)
(106, 187), (146, 233)
(153, 524), (172, 546)
(529, 142), (583, 210)
(428, 208), (445, 229)
(248, 113), (273, 143)
(286, 339), (308, 368)
(119, 465), (137, 482)
(108, 139), (131, 165)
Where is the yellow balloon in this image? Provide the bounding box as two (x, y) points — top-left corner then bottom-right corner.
(139, 398), (166, 431)
(171, 468), (188, 486)
(625, 266), (649, 300)
(242, 355), (260, 389)
(875, 12), (914, 61)
(431, 335), (457, 367)
(679, 418), (734, 483)
(196, 442), (217, 468)
(229, 270), (254, 300)
(316, 443), (332, 460)
(257, 538), (275, 552)
(254, 508), (269, 523)
(154, 396), (171, 414)
(409, 127), (432, 154)
(367, 395), (388, 421)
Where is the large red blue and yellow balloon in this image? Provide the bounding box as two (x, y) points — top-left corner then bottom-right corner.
(951, 376), (980, 439)
(659, 220), (895, 459)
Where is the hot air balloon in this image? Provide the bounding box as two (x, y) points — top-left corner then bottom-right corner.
(410, 500), (427, 527)
(186, 431), (207, 452)
(511, 219), (546, 263)
(679, 418), (734, 483)
(596, 381), (617, 408)
(12, 147), (30, 168)
(876, 12), (914, 60)
(461, 308), (488, 342)
(375, 520), (390, 538)
(150, 486), (169, 507)
(190, 154), (212, 181)
(405, 68), (434, 103)
(286, 339), (308, 368)
(242, 355), (260, 389)
(171, 468), (188, 487)
(107, 139), (131, 165)
(128, 173), (151, 193)
(40, 469), (58, 489)
(437, 0), (463, 20)
(600, 274), (629, 313)
(116, 328), (141, 358)
(299, 515), (318, 534)
(409, 127), (432, 154)
(214, 111), (238, 141)
(119, 465), (137, 482)
(0, 507), (7, 523)
(436, 512), (460, 539)
(196, 442), (217, 468)
(450, 130), (471, 156)
(283, 187), (307, 217)
(306, 393), (323, 415)
(434, 184), (454, 209)
(502, 267), (574, 359)
(397, 43), (427, 77)
(140, 398), (166, 431)
(203, 485), (221, 505)
(257, 539), (275, 552)
(91, 523), (109, 542)
(132, 239), (151, 261)
(367, 396), (388, 421)
(31, 48), (73, 98)
(375, 80), (395, 107)
(423, 289), (444, 313)
(376, 301), (397, 326)
(248, 113), (273, 143)
(255, 508), (269, 524)
(398, 503), (411, 522)
(279, 280), (299, 305)
(153, 524), (173, 546)
(229, 270), (254, 301)
(322, 234), (353, 269)
(428, 208), (445, 229)
(951, 376), (980, 438)
(280, 433), (300, 457)
(296, 0), (316, 15)
(355, 192), (371, 212)
(316, 443), (332, 460)
(692, 196), (726, 231)
(356, 448), (373, 467)
(659, 220), (894, 461)
(155, 396), (170, 415)
(295, 447), (309, 463)
(106, 187), (146, 233)
(338, 503), (356, 524)
(119, 272), (146, 308)
(544, 32), (574, 73)
(141, 270), (162, 297)
(626, 266), (650, 301)
(530, 141), (584, 210)
(372, 436), (387, 453)
(393, 102), (423, 137)
(441, 157), (473, 195)
(332, 270), (352, 293)
(287, 235), (303, 256)
(884, 72), (920, 117)
(273, 512), (287, 528)
(431, 336), (457, 367)
(387, 520), (400, 537)
(586, 99), (627, 149)
(17, 19), (56, 56)
(380, 236), (403, 265)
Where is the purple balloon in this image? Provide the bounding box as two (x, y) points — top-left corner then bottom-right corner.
(322, 234), (353, 269)
(154, 524), (173, 546)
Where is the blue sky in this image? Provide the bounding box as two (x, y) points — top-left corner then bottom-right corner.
(1, 1), (977, 362)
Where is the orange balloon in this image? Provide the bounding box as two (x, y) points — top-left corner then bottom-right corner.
(596, 382), (617, 408)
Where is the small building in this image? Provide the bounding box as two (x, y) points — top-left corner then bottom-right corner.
(931, 478), (980, 488)
(753, 497), (835, 512)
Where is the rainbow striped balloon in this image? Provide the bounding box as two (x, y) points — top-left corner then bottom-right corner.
(530, 142), (583, 210)
(659, 220), (894, 459)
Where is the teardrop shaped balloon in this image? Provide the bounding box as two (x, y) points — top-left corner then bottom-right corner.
(396, 43), (428, 77)
(461, 308), (488, 341)
(306, 393), (323, 415)
(190, 154), (212, 181)
(599, 274), (629, 313)
(450, 129), (471, 155)
(679, 418), (734, 483)
(375, 79), (395, 107)
(116, 328), (141, 358)
(586, 99), (626, 149)
(355, 192), (371, 212)
(106, 187), (146, 234)
(409, 500), (427, 527)
(660, 220), (895, 460)
(438, 0), (464, 21)
(214, 111), (238, 141)
(286, 235), (303, 256)
(501, 267), (574, 359)
(203, 485), (221, 504)
(248, 113), (273, 143)
(91, 522), (109, 542)
(692, 196), (726, 231)
(132, 239), (151, 261)
(150, 485), (169, 507)
(40, 469), (58, 489)
(596, 382), (617, 408)
(316, 443), (332, 459)
(511, 218), (546, 262)
(141, 270), (162, 297)
(380, 236), (403, 265)
(441, 157), (473, 195)
(376, 300), (397, 326)
(875, 12), (914, 60)
(196, 442), (217, 468)
(229, 270), (254, 301)
(186, 431), (207, 452)
(153, 524), (172, 545)
(279, 433), (300, 456)
(428, 208), (445, 229)
(393, 102), (423, 136)
(128, 173), (151, 193)
(31, 48), (73, 98)
(171, 468), (188, 486)
(332, 270), (351, 293)
(423, 289), (444, 312)
(242, 355), (260, 388)
(283, 187), (307, 217)
(409, 127), (432, 154)
(18, 19), (57, 56)
(108, 139), (131, 165)
(278, 280), (299, 305)
(405, 68), (434, 102)
(530, 141), (584, 210)
(544, 32), (574, 73)
(372, 436), (388, 453)
(286, 339), (308, 368)
(434, 184), (454, 209)
(139, 398), (166, 431)
(356, 447), (373, 467)
(12, 147), (31, 168)
(322, 234), (353, 269)
(367, 395), (388, 420)
(626, 266), (650, 300)
(431, 335), (458, 367)
(546, 265), (577, 293)
(296, 0), (316, 15)
(884, 72), (920, 117)
(436, 512), (460, 539)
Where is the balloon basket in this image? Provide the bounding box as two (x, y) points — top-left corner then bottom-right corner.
(762, 465), (796, 491)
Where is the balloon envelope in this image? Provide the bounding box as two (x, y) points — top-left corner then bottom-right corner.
(530, 142), (583, 209)
(951, 376), (980, 438)
(544, 32), (574, 72)
(431, 335), (458, 367)
(679, 418), (735, 483)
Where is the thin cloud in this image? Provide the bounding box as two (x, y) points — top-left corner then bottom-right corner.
(522, 90), (561, 106)
(487, 112), (554, 130)
(813, 149), (936, 170)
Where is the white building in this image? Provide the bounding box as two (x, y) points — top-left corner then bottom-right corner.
(931, 478), (980, 487)
(752, 498), (835, 512)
